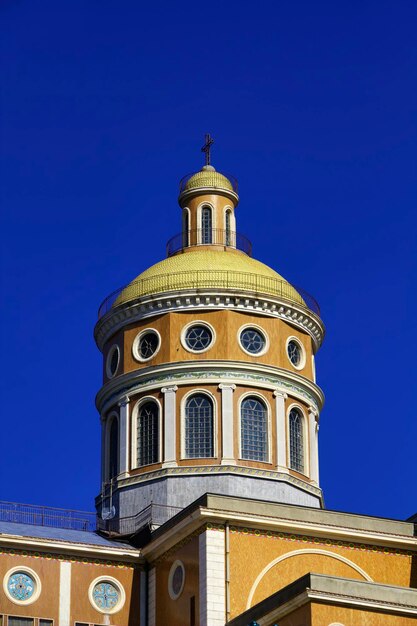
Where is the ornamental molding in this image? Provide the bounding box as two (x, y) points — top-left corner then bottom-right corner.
(95, 360), (324, 414)
(97, 463), (323, 500)
(94, 288), (325, 353)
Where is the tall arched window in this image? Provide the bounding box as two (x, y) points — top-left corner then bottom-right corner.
(241, 397), (268, 462)
(137, 401), (159, 466)
(182, 209), (190, 247)
(289, 407), (304, 473)
(225, 209), (231, 246)
(185, 394), (214, 458)
(201, 206), (212, 244)
(108, 417), (119, 479)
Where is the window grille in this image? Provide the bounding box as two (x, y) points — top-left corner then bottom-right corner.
(185, 395), (214, 458)
(109, 418), (119, 479)
(289, 408), (304, 472)
(225, 210), (231, 246)
(201, 206), (212, 244)
(182, 210), (189, 247)
(137, 402), (159, 466)
(241, 397), (268, 462)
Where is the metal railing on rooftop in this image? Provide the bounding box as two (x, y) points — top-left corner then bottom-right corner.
(97, 503), (182, 537)
(97, 270), (320, 318)
(0, 500), (97, 532)
(166, 229), (252, 257)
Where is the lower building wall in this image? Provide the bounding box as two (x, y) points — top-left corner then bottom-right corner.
(311, 602), (417, 625)
(228, 525), (414, 618)
(0, 546), (140, 626)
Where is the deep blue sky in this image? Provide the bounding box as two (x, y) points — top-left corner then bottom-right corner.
(1, 1), (416, 521)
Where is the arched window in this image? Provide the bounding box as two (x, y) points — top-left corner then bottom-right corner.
(201, 206), (212, 244)
(108, 417), (119, 479)
(185, 394), (214, 458)
(137, 401), (159, 466)
(182, 209), (190, 247)
(241, 397), (268, 462)
(289, 407), (304, 473)
(225, 209), (231, 246)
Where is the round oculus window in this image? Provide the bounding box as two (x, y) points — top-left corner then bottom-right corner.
(287, 339), (304, 368)
(240, 327), (266, 355)
(168, 560), (185, 600)
(184, 324), (213, 351)
(106, 345), (120, 378)
(138, 331), (159, 359)
(92, 580), (120, 610)
(7, 571), (36, 602)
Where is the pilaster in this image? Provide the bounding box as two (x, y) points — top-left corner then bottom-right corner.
(161, 385), (178, 468)
(118, 396), (130, 478)
(219, 383), (236, 465)
(308, 406), (319, 485)
(273, 390), (288, 472)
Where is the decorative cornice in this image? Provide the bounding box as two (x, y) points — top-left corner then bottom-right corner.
(95, 464), (322, 501)
(94, 289), (325, 353)
(95, 361), (325, 414)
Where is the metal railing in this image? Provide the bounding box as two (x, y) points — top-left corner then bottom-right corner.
(179, 171), (238, 194)
(97, 270), (320, 318)
(166, 229), (252, 257)
(97, 503), (182, 536)
(0, 500), (97, 532)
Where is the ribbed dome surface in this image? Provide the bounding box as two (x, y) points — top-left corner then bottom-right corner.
(115, 248), (304, 308)
(184, 169), (234, 192)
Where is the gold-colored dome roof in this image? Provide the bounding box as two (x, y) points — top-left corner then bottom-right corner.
(184, 168), (234, 192)
(114, 248), (305, 308)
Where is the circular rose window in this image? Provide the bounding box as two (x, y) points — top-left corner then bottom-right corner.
(89, 576), (126, 614)
(3, 567), (42, 605)
(168, 560), (185, 600)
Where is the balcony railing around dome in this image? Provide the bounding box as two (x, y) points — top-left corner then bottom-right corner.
(179, 171), (238, 194)
(166, 229), (252, 257)
(97, 503), (182, 537)
(97, 270), (320, 318)
(0, 500), (97, 532)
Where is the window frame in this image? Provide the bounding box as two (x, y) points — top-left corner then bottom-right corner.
(181, 390), (217, 459)
(131, 396), (162, 469)
(88, 575), (126, 615)
(3, 566), (42, 606)
(105, 411), (119, 481)
(132, 328), (161, 363)
(180, 320), (216, 354)
(237, 323), (269, 357)
(238, 392), (271, 463)
(287, 403), (308, 476)
(285, 336), (306, 370)
(105, 344), (120, 379)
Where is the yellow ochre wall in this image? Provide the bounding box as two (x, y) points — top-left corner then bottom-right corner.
(185, 193), (236, 235)
(0, 549), (139, 625)
(228, 526), (414, 619)
(154, 534), (200, 626)
(311, 602), (417, 626)
(103, 310), (314, 383)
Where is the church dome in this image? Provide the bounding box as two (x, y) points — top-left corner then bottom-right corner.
(184, 166), (234, 192)
(114, 248), (305, 308)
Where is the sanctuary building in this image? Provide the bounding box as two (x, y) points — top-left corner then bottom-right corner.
(1, 142), (417, 626)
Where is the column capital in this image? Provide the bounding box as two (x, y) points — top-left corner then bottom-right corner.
(308, 406), (319, 418)
(273, 389), (288, 399)
(218, 383), (236, 391)
(161, 385), (178, 394)
(118, 395), (130, 408)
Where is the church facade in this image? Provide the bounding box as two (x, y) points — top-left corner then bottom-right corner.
(1, 144), (416, 625)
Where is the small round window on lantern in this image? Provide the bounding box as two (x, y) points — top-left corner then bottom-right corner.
(132, 329), (161, 362)
(3, 567), (42, 605)
(239, 326), (268, 356)
(168, 560), (185, 600)
(106, 345), (120, 378)
(181, 322), (215, 353)
(88, 576), (126, 615)
(286, 337), (305, 369)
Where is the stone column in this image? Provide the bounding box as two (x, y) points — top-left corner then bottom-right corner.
(308, 406), (319, 484)
(273, 390), (288, 472)
(162, 386), (178, 468)
(118, 396), (130, 478)
(100, 415), (106, 484)
(218, 384), (236, 465)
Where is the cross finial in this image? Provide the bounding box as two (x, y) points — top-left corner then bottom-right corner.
(201, 133), (214, 166)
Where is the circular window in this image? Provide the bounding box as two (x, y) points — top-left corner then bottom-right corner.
(133, 329), (161, 362)
(3, 567), (41, 605)
(239, 326), (268, 356)
(168, 560), (185, 600)
(286, 337), (305, 369)
(106, 345), (120, 378)
(181, 322), (215, 353)
(88, 576), (126, 615)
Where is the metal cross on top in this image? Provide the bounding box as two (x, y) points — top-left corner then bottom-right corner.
(201, 133), (214, 166)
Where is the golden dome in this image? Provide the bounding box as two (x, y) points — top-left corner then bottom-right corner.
(184, 167), (234, 192)
(114, 248), (305, 308)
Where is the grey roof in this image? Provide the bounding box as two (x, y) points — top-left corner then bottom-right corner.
(0, 520), (135, 551)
